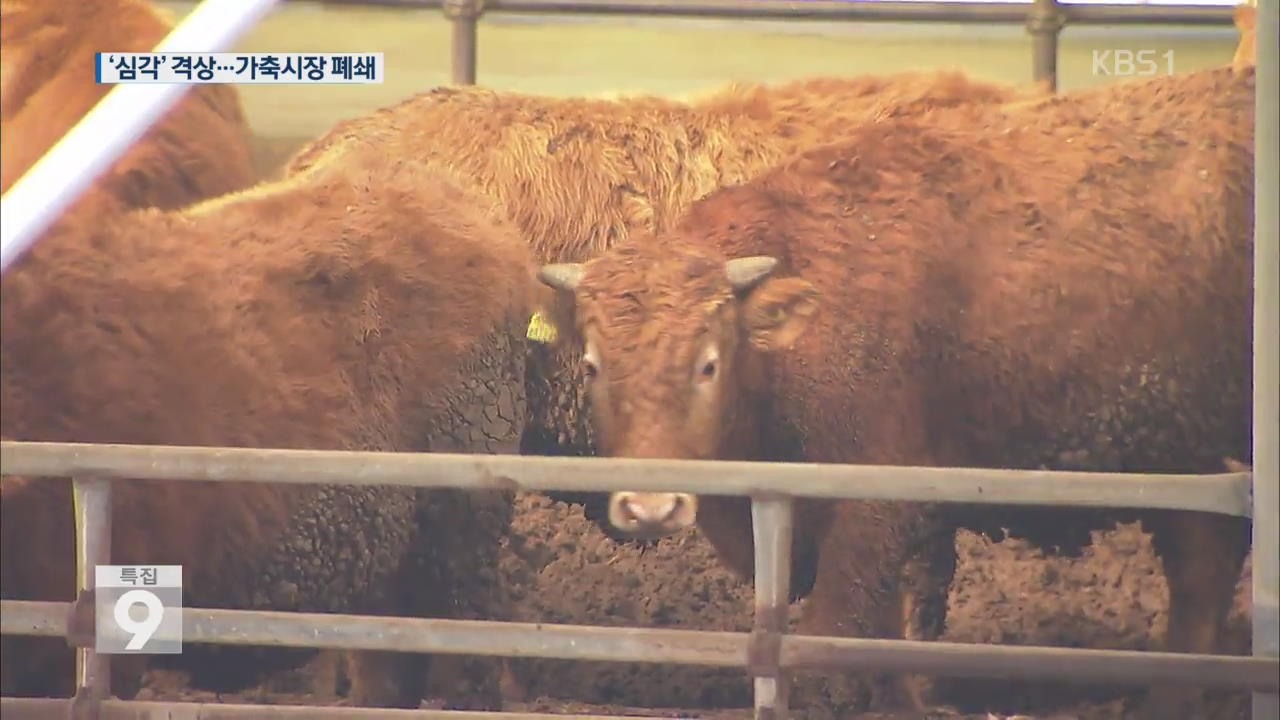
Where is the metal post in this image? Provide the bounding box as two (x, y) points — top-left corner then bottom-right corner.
(1252, 0), (1279, 717)
(750, 495), (794, 720)
(72, 477), (112, 712)
(1026, 0), (1064, 92)
(444, 0), (483, 85)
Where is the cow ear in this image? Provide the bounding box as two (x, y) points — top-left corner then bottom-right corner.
(527, 280), (581, 349)
(740, 277), (819, 352)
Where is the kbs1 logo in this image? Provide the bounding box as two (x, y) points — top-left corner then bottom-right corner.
(1092, 49), (1176, 77)
(94, 565), (183, 653)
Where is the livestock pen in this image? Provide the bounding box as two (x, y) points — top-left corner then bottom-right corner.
(0, 444), (1276, 719)
(0, 0), (1276, 719)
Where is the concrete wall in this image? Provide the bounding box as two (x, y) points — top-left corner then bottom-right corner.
(155, 1), (1242, 175)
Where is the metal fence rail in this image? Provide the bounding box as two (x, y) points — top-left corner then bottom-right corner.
(1252, 1), (1279, 718)
(0, 699), (650, 720)
(1, 441), (1276, 719)
(323, 0), (1238, 88)
(0, 441), (1255, 515)
(2, 598), (1277, 686)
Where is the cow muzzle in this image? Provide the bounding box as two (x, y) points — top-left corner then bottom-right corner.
(607, 491), (698, 538)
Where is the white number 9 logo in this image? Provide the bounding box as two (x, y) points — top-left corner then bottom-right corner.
(114, 589), (164, 650)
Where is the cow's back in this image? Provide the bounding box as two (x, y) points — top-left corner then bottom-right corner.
(682, 66), (1253, 490)
(934, 67), (1253, 480)
(284, 72), (1027, 266)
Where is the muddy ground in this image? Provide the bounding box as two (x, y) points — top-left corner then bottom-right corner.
(138, 491), (1253, 719)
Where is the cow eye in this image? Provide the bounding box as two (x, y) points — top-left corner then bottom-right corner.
(581, 357), (598, 379)
(695, 346), (720, 384)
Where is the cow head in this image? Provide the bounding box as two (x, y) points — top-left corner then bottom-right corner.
(538, 243), (818, 538)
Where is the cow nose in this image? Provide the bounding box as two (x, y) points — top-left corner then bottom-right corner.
(608, 492), (698, 538)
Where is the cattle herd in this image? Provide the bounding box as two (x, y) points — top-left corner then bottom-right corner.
(0, 0), (1264, 718)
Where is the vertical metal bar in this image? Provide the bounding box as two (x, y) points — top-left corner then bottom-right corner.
(1252, 0), (1279, 717)
(73, 477), (112, 704)
(1027, 0), (1064, 92)
(444, 0), (481, 85)
(750, 494), (794, 720)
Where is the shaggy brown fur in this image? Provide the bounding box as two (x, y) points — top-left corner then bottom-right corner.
(544, 66), (1254, 718)
(289, 71), (1026, 266)
(0, 0), (256, 213)
(0, 145), (532, 706)
(287, 71), (1034, 496)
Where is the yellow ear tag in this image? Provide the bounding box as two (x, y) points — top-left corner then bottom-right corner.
(526, 310), (558, 344)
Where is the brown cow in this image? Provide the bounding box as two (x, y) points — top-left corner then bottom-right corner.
(288, 72), (1037, 529)
(0, 144), (532, 707)
(283, 72), (1033, 704)
(0, 0), (256, 214)
(537, 66), (1254, 718)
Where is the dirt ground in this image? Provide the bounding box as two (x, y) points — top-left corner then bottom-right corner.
(137, 491), (1253, 719)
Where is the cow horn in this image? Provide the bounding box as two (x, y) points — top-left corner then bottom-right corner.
(725, 256), (779, 291)
(538, 263), (585, 291)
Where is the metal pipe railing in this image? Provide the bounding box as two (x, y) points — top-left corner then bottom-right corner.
(1252, 1), (1280, 719)
(330, 0), (1235, 24)
(71, 478), (112, 708)
(1028, 0), (1065, 91)
(444, 0), (483, 84)
(0, 697), (646, 720)
(0, 441), (1254, 516)
(4, 598), (1278, 690)
(2, 439), (1275, 720)
(749, 496), (794, 719)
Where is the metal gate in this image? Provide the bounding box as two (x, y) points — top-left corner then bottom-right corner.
(1, 442), (1276, 718)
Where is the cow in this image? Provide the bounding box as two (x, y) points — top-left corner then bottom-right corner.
(536, 65), (1255, 719)
(287, 71), (1038, 521)
(0, 0), (256, 214)
(281, 71), (1038, 704)
(0, 142), (533, 708)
